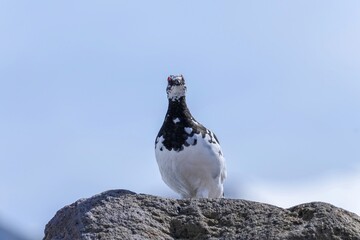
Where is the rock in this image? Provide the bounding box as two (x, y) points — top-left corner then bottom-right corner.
(44, 189), (360, 240)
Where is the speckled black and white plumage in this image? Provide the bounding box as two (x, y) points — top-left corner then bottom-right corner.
(155, 75), (227, 198)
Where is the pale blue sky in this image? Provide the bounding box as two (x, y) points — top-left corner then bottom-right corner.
(1, 1), (360, 238)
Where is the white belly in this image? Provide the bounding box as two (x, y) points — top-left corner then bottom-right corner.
(155, 133), (226, 198)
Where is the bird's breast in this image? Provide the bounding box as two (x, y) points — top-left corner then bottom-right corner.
(155, 132), (225, 178)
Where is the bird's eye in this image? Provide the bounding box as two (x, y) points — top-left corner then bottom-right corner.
(167, 77), (172, 82)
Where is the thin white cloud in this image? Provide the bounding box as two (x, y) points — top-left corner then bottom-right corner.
(246, 168), (360, 215)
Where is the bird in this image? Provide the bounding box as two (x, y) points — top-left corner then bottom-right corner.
(155, 74), (227, 198)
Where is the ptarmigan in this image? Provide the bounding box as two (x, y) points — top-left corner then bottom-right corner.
(155, 74), (227, 198)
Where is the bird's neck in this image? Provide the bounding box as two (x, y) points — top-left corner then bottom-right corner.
(166, 97), (192, 119)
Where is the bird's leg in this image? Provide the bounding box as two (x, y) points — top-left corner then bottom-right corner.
(195, 188), (209, 198)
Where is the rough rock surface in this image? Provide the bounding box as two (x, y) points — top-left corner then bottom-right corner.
(44, 189), (360, 240)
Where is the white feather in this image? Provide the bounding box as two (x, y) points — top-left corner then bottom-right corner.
(155, 133), (227, 198)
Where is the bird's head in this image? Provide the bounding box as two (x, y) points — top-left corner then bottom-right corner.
(166, 74), (187, 101)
